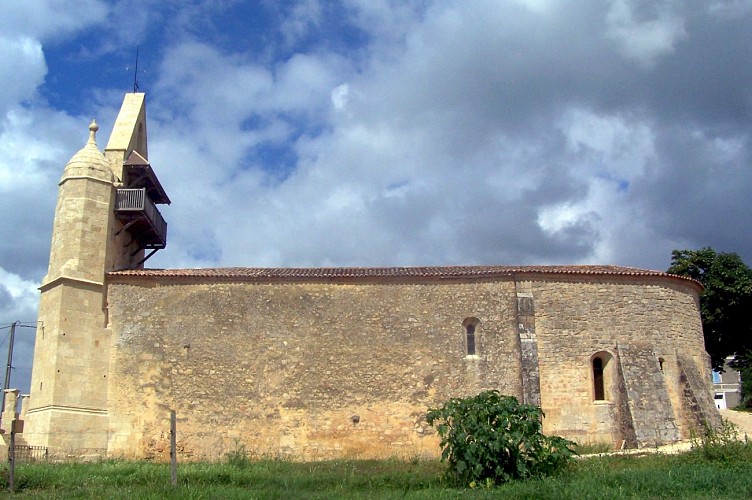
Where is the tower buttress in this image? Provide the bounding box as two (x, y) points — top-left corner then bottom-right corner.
(25, 120), (116, 454)
(26, 93), (169, 456)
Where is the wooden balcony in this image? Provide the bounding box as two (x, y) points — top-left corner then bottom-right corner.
(115, 188), (167, 249)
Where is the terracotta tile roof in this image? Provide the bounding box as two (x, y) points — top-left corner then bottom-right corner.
(107, 265), (701, 288)
(124, 150), (149, 165)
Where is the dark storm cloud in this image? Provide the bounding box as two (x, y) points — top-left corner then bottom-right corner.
(0, 184), (55, 279)
(631, 126), (752, 262)
(350, 0), (752, 268)
(642, 13), (752, 127)
(189, 0), (751, 271)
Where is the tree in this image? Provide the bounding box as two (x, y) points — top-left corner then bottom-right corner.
(425, 390), (575, 487)
(728, 351), (752, 409)
(667, 248), (752, 372)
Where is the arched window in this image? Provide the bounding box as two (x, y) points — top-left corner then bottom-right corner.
(591, 351), (613, 401)
(593, 357), (605, 401)
(466, 323), (476, 356)
(463, 318), (480, 356)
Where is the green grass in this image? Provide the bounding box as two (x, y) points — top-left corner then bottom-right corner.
(3, 443), (752, 499)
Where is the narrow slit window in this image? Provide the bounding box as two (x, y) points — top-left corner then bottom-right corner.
(466, 324), (476, 356)
(593, 357), (605, 401)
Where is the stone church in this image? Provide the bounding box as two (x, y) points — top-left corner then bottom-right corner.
(16, 93), (720, 459)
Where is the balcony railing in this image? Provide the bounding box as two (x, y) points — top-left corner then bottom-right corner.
(115, 188), (167, 248)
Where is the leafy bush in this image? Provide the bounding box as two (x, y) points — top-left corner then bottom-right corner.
(426, 390), (576, 486)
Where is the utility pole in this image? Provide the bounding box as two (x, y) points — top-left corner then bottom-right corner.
(4, 322), (17, 392)
(1, 321), (17, 414)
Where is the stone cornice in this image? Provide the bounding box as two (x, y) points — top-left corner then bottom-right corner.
(58, 175), (115, 187)
(40, 275), (105, 292)
(26, 405), (107, 416)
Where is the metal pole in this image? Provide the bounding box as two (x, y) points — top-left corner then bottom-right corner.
(1, 321), (17, 417)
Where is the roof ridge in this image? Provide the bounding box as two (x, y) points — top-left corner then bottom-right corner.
(106, 264), (700, 289)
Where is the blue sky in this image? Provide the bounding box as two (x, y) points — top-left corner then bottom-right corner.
(1, 0), (752, 393)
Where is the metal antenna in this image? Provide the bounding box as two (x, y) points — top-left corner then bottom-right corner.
(133, 45), (140, 93)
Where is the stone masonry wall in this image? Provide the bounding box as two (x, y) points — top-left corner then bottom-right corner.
(530, 275), (711, 445)
(105, 278), (521, 460)
(103, 273), (713, 459)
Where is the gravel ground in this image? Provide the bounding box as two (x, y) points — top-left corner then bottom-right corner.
(648, 409), (752, 454)
(719, 409), (752, 439)
(582, 409), (752, 457)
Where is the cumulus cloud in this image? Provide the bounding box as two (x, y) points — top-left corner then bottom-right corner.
(126, 0), (751, 273)
(707, 0), (752, 19)
(0, 107), (86, 278)
(0, 37), (46, 114)
(606, 0), (687, 67)
(0, 0), (107, 43)
(0, 269), (39, 321)
(2, 1), (752, 392)
(278, 0), (324, 47)
(331, 83), (351, 110)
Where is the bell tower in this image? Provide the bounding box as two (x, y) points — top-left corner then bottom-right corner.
(106, 93), (170, 269)
(25, 93), (169, 455)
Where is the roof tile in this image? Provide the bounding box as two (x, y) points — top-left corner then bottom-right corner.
(107, 265), (700, 288)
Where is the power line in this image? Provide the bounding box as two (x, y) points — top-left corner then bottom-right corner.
(0, 322), (38, 330)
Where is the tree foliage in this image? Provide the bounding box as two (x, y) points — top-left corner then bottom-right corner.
(667, 247), (752, 373)
(425, 390), (576, 487)
(730, 351), (752, 409)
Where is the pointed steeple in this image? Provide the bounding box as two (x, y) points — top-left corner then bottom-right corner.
(106, 94), (148, 159)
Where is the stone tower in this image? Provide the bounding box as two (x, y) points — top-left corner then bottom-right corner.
(25, 93), (169, 454)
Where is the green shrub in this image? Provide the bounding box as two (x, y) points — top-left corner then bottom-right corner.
(685, 418), (752, 463)
(426, 390), (576, 487)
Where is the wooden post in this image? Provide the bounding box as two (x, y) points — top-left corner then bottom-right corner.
(9, 418), (15, 493)
(170, 410), (177, 487)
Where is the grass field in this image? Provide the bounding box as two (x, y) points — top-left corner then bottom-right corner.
(3, 441), (752, 499)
